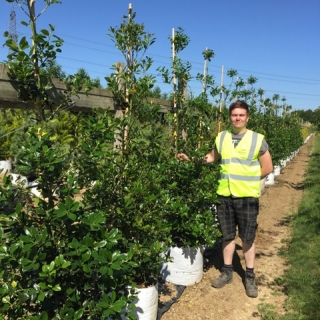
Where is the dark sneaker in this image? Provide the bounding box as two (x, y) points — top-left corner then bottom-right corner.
(211, 267), (233, 288)
(245, 272), (258, 298)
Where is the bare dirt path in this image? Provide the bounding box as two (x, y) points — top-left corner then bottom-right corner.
(159, 135), (314, 320)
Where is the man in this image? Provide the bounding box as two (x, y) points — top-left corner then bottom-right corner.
(178, 100), (273, 298)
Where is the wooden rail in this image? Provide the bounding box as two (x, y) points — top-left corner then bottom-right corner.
(0, 63), (171, 113)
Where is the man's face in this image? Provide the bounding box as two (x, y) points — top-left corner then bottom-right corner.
(229, 107), (249, 130)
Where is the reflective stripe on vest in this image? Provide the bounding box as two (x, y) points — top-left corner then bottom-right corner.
(215, 130), (263, 198)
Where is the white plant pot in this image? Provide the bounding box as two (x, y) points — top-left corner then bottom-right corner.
(160, 246), (203, 286)
(265, 172), (275, 185)
(28, 181), (42, 198)
(10, 173), (28, 188)
(0, 160), (12, 172)
(115, 283), (158, 320)
(274, 165), (281, 177)
(125, 284), (158, 320)
(280, 159), (287, 168)
(106, 283), (159, 320)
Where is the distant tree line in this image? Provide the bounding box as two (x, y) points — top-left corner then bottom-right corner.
(295, 107), (320, 129)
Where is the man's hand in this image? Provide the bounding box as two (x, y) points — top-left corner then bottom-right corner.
(177, 153), (190, 162)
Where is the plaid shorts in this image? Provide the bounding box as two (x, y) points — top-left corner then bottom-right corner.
(216, 196), (259, 244)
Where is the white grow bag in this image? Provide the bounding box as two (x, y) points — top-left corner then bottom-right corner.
(160, 246), (203, 286)
(280, 159), (287, 168)
(128, 284), (158, 320)
(0, 160), (12, 172)
(274, 165), (281, 177)
(265, 172), (275, 186)
(117, 283), (158, 320)
(10, 173), (28, 188)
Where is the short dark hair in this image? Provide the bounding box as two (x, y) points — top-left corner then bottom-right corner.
(229, 100), (249, 115)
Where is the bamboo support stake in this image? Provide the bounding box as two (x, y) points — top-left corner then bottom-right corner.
(218, 65), (224, 132)
(198, 48), (208, 149)
(235, 76), (239, 101)
(201, 47), (208, 93)
(262, 101), (264, 115)
(114, 62), (125, 150)
(123, 3), (132, 151)
(29, 0), (43, 122)
(172, 28), (178, 155)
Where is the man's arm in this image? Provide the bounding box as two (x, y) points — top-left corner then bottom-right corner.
(177, 148), (220, 163)
(204, 148), (220, 164)
(259, 150), (273, 179)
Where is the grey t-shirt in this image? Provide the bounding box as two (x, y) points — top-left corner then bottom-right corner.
(214, 131), (268, 156)
(232, 132), (268, 156)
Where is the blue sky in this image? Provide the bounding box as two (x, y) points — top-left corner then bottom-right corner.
(0, 0), (319, 111)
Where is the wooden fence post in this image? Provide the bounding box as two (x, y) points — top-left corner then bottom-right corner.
(114, 62), (125, 150)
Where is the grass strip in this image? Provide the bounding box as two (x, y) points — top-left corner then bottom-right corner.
(281, 134), (320, 320)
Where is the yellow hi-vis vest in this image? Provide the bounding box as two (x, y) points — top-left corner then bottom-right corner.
(215, 129), (264, 198)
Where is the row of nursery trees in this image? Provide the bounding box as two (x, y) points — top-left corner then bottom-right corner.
(0, 1), (312, 319)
